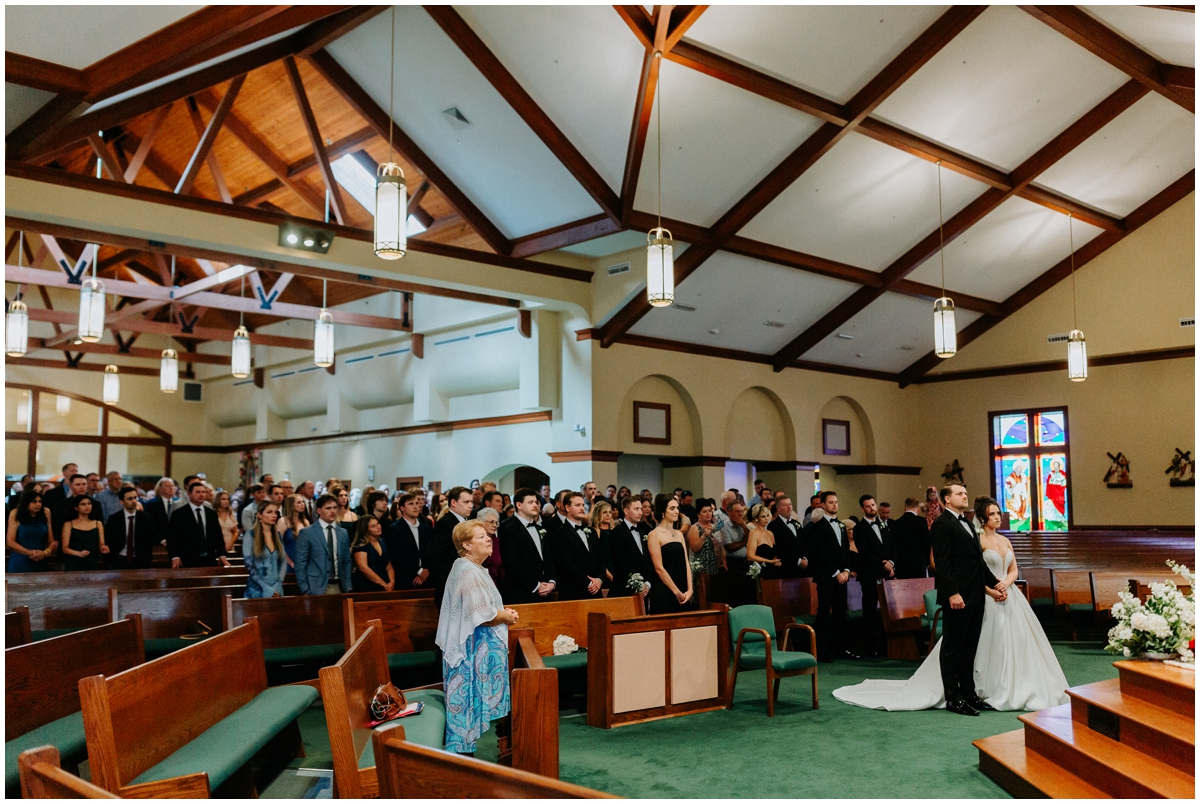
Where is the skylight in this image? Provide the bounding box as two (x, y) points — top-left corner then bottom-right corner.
(332, 154), (427, 235)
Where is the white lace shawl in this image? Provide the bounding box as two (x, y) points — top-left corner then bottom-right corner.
(436, 557), (505, 669)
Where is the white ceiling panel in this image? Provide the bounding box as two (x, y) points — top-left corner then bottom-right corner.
(5, 5), (202, 68)
(632, 60), (824, 227)
(873, 6), (1130, 171)
(453, 5), (644, 195)
(739, 132), (987, 271)
(906, 196), (1105, 302)
(683, 5), (949, 103)
(562, 230), (652, 258)
(327, 7), (602, 239)
(1032, 93), (1195, 218)
(800, 292), (982, 374)
(627, 251), (860, 354)
(5, 83), (54, 135)
(1083, 6), (1195, 68)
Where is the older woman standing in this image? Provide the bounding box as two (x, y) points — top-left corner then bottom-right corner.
(435, 519), (520, 755)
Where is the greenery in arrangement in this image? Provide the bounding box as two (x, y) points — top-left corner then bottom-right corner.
(1105, 560), (1195, 661)
(746, 562), (762, 579)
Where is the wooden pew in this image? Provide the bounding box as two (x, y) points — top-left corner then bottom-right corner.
(343, 596), (442, 684)
(78, 619), (318, 797)
(18, 747), (117, 799)
(878, 577), (936, 660)
(371, 726), (614, 798)
(1129, 578), (1193, 602)
(5, 566), (246, 586)
(696, 572), (757, 610)
(756, 577), (817, 637)
(1049, 569), (1093, 640)
(506, 597), (645, 670)
(110, 584), (278, 659)
(6, 605), (32, 647)
(7, 582), (114, 636)
(5, 617), (145, 796)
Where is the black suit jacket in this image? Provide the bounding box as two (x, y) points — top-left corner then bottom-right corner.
(427, 513), (464, 606)
(498, 516), (556, 604)
(166, 505), (226, 567)
(930, 510), (998, 607)
(144, 496), (175, 549)
(385, 517), (432, 588)
(768, 516), (807, 579)
(891, 512), (930, 578)
(104, 509), (154, 568)
(552, 520), (605, 601)
(608, 520), (652, 597)
(41, 485), (67, 513)
(51, 495), (103, 543)
(853, 518), (897, 581)
(808, 517), (852, 582)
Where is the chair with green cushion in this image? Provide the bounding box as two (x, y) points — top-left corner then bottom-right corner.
(922, 589), (942, 658)
(727, 604), (818, 717)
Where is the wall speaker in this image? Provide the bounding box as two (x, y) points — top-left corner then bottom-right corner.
(182, 381), (203, 402)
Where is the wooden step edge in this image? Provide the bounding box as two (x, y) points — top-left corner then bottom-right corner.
(974, 729), (1109, 799)
(1117, 663), (1196, 719)
(1067, 680), (1195, 746)
(1116, 659), (1197, 693)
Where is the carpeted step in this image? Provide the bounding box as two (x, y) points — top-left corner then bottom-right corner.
(974, 728), (1108, 799)
(1115, 659), (1195, 719)
(1020, 704), (1194, 798)
(1067, 678), (1193, 775)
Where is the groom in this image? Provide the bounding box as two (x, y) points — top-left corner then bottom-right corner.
(930, 484), (1003, 716)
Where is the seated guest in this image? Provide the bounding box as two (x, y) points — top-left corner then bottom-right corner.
(295, 494), (351, 595)
(244, 501), (287, 598)
(609, 495), (652, 598)
(105, 485), (152, 568)
(351, 515), (395, 592)
(386, 491), (431, 590)
(168, 481), (231, 569)
(62, 495), (108, 571)
(891, 497), (931, 578)
(768, 495), (809, 578)
(588, 499), (616, 588)
(648, 494), (694, 613)
(6, 489), (53, 572)
(686, 498), (724, 575)
(498, 488), (556, 604)
(214, 490), (240, 554)
(745, 503), (783, 579)
(552, 491), (605, 600)
(477, 507), (504, 588)
(435, 519), (520, 755)
(427, 486), (474, 608)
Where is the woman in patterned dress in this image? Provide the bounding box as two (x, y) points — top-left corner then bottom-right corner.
(435, 519), (520, 755)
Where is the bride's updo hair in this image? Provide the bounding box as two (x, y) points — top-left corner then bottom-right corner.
(973, 496), (999, 526)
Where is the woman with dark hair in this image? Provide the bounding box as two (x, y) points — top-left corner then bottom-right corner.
(62, 495), (107, 571)
(6, 490), (53, 572)
(648, 493), (693, 613)
(685, 498), (724, 574)
(351, 515), (395, 592)
(364, 490), (391, 530)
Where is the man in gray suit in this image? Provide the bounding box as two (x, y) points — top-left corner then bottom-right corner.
(294, 494), (351, 595)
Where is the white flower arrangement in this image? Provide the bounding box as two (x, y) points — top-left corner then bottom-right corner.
(1106, 560), (1194, 662)
(746, 562), (762, 579)
(627, 572), (649, 593)
(690, 557), (704, 573)
(553, 634), (580, 655)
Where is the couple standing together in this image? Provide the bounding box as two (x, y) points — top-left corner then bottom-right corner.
(836, 484), (1069, 713)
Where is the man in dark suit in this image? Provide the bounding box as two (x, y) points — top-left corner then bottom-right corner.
(608, 495), (653, 602)
(809, 490), (858, 662)
(41, 462), (77, 512)
(145, 477), (178, 553)
(931, 484), (1003, 716)
(426, 486), (474, 608)
(768, 495), (809, 579)
(552, 491), (605, 600)
(167, 481), (230, 568)
(386, 491), (432, 590)
(51, 473), (103, 544)
(891, 498), (930, 578)
(498, 488), (556, 604)
(105, 486), (153, 568)
(854, 494), (898, 657)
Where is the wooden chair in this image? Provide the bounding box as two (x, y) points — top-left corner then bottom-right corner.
(727, 604), (817, 716)
(371, 726), (615, 798)
(18, 747), (117, 799)
(5, 605), (32, 647)
(1049, 569), (1093, 640)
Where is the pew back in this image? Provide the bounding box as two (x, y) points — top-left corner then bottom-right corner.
(320, 620), (390, 798)
(1130, 579), (1193, 601)
(110, 585), (261, 640)
(879, 578), (936, 630)
(756, 578), (817, 636)
(344, 597), (439, 654)
(697, 573), (757, 610)
(509, 597), (644, 656)
(5, 567), (247, 586)
(17, 746), (118, 799)
(7, 582), (112, 632)
(1089, 573), (1135, 613)
(1049, 570), (1093, 607)
(6, 605), (32, 647)
(225, 589), (434, 649)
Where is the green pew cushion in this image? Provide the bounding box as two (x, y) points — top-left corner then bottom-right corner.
(846, 609), (862, 620)
(357, 690), (447, 769)
(1063, 603), (1093, 612)
(792, 614), (817, 626)
(130, 684), (318, 789)
(738, 643), (818, 672)
(5, 711), (87, 794)
(263, 643), (346, 667)
(144, 636), (213, 660)
(543, 652), (588, 671)
(31, 627), (84, 642)
(386, 650), (439, 673)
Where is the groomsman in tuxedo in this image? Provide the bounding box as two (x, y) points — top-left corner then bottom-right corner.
(931, 484), (1003, 716)
(768, 495), (809, 578)
(891, 498), (931, 578)
(105, 486), (153, 568)
(499, 488), (557, 604)
(386, 491), (432, 590)
(167, 481), (230, 568)
(426, 486), (475, 609)
(854, 495), (897, 657)
(608, 496), (653, 603)
(552, 492), (605, 600)
(809, 490), (859, 662)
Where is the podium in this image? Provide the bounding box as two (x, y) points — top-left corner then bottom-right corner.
(586, 607), (730, 729)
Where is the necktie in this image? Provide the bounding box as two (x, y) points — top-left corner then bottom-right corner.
(194, 507), (203, 529)
(195, 507), (208, 557)
(326, 525), (337, 580)
(126, 515), (135, 565)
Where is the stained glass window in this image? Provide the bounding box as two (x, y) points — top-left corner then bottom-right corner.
(990, 408), (1071, 531)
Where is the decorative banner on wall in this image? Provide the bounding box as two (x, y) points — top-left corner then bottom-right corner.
(1103, 452), (1132, 488)
(1165, 448), (1195, 487)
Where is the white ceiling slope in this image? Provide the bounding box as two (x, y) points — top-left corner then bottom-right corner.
(5, 5), (202, 68)
(1083, 5), (1196, 68)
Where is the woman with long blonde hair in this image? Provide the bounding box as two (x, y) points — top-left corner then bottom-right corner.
(244, 501), (286, 598)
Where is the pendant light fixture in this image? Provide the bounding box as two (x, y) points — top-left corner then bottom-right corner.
(374, 6), (407, 260)
(6, 233), (29, 357)
(932, 161), (956, 358)
(78, 243), (105, 342)
(160, 349), (179, 393)
(231, 273), (251, 378)
(56, 394), (71, 415)
(102, 365), (120, 405)
(314, 279), (335, 367)
(647, 50), (674, 308)
(1065, 213), (1087, 381)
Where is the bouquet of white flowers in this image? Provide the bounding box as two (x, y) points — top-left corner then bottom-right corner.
(553, 634), (580, 656)
(690, 557), (704, 573)
(1105, 560), (1194, 662)
(627, 572), (649, 594)
(746, 562), (762, 579)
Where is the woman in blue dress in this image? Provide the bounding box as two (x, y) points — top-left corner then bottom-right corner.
(243, 501), (287, 598)
(6, 490), (54, 572)
(435, 519), (520, 755)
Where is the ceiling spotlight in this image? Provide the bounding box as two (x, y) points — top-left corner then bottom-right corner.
(836, 332), (854, 340)
(303, 238), (315, 247)
(278, 223), (335, 254)
(286, 233), (299, 244)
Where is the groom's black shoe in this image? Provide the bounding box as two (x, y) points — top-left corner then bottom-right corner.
(947, 700), (980, 716)
(967, 697), (997, 712)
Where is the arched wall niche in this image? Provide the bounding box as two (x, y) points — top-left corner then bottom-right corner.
(616, 374), (702, 456)
(482, 463), (550, 495)
(725, 386), (796, 462)
(815, 395), (875, 465)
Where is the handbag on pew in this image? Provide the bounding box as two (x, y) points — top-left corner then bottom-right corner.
(369, 682), (423, 727)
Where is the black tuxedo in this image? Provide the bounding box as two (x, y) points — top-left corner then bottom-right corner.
(166, 504), (226, 567)
(891, 512), (930, 578)
(498, 515), (556, 604)
(144, 496), (175, 550)
(552, 520), (605, 601)
(930, 509), (1000, 703)
(810, 517), (853, 659)
(427, 513), (464, 609)
(104, 509), (153, 568)
(41, 484), (68, 513)
(608, 520), (652, 598)
(854, 517), (898, 656)
(51, 495), (103, 544)
(768, 516), (807, 579)
(385, 516), (432, 589)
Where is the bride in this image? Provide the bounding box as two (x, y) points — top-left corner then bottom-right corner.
(833, 496), (1068, 712)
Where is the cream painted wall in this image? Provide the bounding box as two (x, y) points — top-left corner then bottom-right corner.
(617, 375), (699, 456)
(726, 387), (793, 461)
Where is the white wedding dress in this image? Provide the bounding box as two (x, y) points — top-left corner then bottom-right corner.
(833, 550), (1069, 711)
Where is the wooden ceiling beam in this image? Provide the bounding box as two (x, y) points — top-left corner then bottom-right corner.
(510, 214), (623, 259)
(6, 93), (91, 163)
(1021, 5), (1194, 112)
(123, 104), (172, 184)
(618, 7), (678, 224)
(176, 76), (244, 198)
(29, 339), (229, 366)
(230, 126), (376, 208)
(5, 51), (88, 94)
(425, 5), (622, 222)
(86, 134), (124, 181)
(283, 56), (347, 225)
(181, 96), (234, 203)
(21, 306), (315, 350)
(296, 6), (390, 58)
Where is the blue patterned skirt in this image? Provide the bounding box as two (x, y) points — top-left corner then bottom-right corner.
(443, 623), (510, 753)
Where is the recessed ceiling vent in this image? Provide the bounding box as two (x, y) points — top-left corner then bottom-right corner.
(442, 106), (472, 130)
(1047, 333), (1069, 344)
(606, 261), (631, 277)
(763, 320), (786, 328)
(1181, 317), (1194, 328)
(673, 303), (697, 312)
(835, 332), (854, 340)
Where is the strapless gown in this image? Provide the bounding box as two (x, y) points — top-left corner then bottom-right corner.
(833, 549), (1069, 711)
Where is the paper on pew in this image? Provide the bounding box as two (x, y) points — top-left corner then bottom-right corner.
(369, 700), (424, 728)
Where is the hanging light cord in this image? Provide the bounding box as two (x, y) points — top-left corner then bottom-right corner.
(239, 274), (245, 327)
(1068, 213), (1078, 329)
(323, 278), (328, 309)
(656, 51), (663, 232)
(936, 160), (946, 297)
(387, 5), (396, 166)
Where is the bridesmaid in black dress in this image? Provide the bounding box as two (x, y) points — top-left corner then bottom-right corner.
(648, 493), (694, 613)
(745, 503), (784, 580)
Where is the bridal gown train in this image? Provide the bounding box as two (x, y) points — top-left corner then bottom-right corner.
(833, 550), (1070, 711)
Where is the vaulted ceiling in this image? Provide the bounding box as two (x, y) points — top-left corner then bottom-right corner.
(5, 5), (1195, 384)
